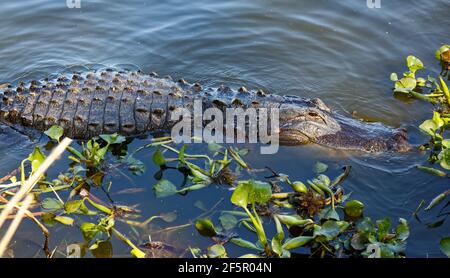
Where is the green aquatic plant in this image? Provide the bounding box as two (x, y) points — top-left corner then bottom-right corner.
(391, 44), (450, 257)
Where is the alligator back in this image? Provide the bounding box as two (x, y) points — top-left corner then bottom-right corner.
(0, 69), (305, 139)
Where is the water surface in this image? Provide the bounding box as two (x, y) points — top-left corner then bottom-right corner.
(0, 0), (449, 257)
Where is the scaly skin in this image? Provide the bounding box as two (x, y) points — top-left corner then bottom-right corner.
(0, 69), (410, 153)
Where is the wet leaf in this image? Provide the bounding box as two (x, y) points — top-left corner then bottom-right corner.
(394, 77), (416, 93)
(195, 219), (217, 237)
(152, 148), (166, 166)
(276, 214), (313, 228)
(64, 199), (84, 213)
(41, 198), (63, 212)
(406, 55), (424, 72)
(28, 147), (46, 173)
(439, 237), (450, 257)
(344, 200), (365, 218)
(207, 244), (227, 258)
(313, 162), (328, 174)
(126, 156), (145, 175)
(99, 134), (126, 144)
(90, 240), (113, 258)
(395, 218), (409, 241)
(291, 181), (308, 194)
(282, 236), (313, 250)
(376, 218), (391, 241)
(219, 214), (238, 230)
(416, 165), (447, 177)
(435, 45), (450, 60)
(229, 238), (262, 251)
(419, 119), (438, 137)
(44, 125), (64, 141)
(80, 222), (99, 241)
(54, 216), (75, 226)
(153, 179), (177, 198)
(160, 211), (177, 222)
(390, 73), (398, 81)
(425, 191), (450, 210)
(313, 220), (341, 240)
(231, 180), (272, 207)
(208, 141), (223, 153)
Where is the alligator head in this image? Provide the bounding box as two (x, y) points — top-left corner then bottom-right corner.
(278, 98), (410, 153)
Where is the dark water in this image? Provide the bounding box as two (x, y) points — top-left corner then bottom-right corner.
(0, 0), (449, 257)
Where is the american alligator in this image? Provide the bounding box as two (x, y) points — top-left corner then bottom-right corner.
(0, 69), (410, 153)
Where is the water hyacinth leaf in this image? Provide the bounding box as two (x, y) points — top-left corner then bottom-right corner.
(219, 214), (238, 230)
(54, 216), (75, 226)
(425, 191), (450, 210)
(376, 218), (391, 240)
(231, 180), (272, 207)
(416, 165), (447, 177)
(439, 237), (450, 257)
(195, 219), (217, 237)
(208, 141), (223, 153)
(406, 55), (424, 72)
(395, 218), (409, 241)
(80, 222), (99, 241)
(419, 119), (438, 136)
(271, 216), (285, 257)
(435, 45), (450, 60)
(229, 238), (262, 251)
(41, 197), (64, 211)
(390, 73), (398, 81)
(276, 214), (313, 227)
(317, 174), (330, 186)
(344, 200), (365, 218)
(152, 148), (166, 166)
(282, 236), (313, 250)
(394, 77), (416, 93)
(207, 244), (227, 258)
(313, 161), (328, 174)
(291, 181), (308, 193)
(313, 220), (341, 240)
(153, 179), (177, 198)
(28, 147), (46, 173)
(356, 217), (374, 235)
(44, 125), (64, 141)
(126, 156), (145, 175)
(99, 133), (126, 144)
(64, 199), (84, 213)
(91, 240), (113, 258)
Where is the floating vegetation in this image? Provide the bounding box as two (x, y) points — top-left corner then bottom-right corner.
(0, 124), (411, 258)
(390, 44), (450, 257)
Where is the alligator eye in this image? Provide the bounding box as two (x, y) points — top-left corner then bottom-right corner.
(308, 112), (319, 117)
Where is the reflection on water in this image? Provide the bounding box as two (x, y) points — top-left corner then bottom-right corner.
(0, 0), (449, 257)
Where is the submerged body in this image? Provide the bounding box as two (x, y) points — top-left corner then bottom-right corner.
(0, 69), (409, 153)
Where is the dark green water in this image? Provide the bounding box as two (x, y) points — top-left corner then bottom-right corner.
(0, 0), (449, 257)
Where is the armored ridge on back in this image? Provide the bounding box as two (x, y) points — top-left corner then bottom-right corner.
(0, 69), (410, 153)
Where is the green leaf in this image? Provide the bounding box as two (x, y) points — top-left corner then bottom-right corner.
(419, 119), (438, 136)
(439, 149), (450, 170)
(313, 161), (328, 174)
(313, 220), (341, 240)
(376, 218), (391, 241)
(27, 147), (46, 173)
(439, 237), (450, 257)
(435, 45), (450, 60)
(153, 179), (177, 198)
(406, 55), (424, 72)
(344, 200), (365, 218)
(208, 141), (223, 153)
(41, 198), (64, 212)
(131, 248), (146, 258)
(390, 73), (398, 81)
(231, 180), (272, 207)
(90, 240), (113, 258)
(80, 222), (99, 241)
(44, 125), (64, 141)
(416, 165), (447, 177)
(395, 218), (409, 241)
(229, 238), (262, 251)
(282, 236), (313, 250)
(195, 218), (217, 237)
(219, 214), (238, 230)
(276, 214), (313, 228)
(54, 215), (75, 226)
(290, 181), (308, 194)
(425, 191), (449, 210)
(207, 244), (227, 258)
(394, 77), (417, 93)
(152, 148), (166, 166)
(64, 200), (84, 213)
(99, 134), (126, 144)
